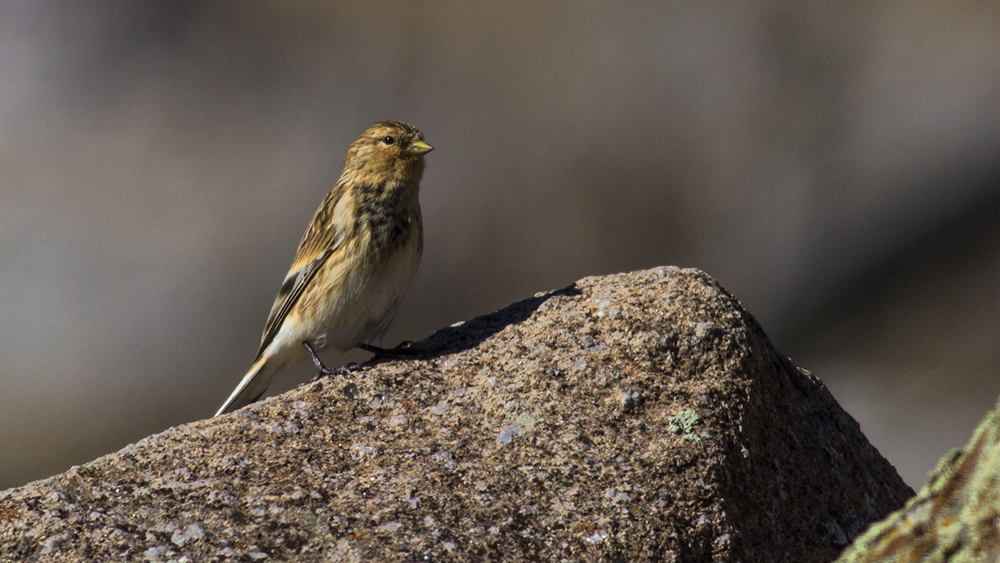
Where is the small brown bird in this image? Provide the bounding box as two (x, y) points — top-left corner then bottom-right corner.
(215, 121), (432, 416)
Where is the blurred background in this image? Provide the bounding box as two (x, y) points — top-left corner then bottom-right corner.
(2, 1), (999, 490)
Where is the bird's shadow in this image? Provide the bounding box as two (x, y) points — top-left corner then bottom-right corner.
(362, 281), (582, 367)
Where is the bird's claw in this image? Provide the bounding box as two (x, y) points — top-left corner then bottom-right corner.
(303, 341), (359, 380)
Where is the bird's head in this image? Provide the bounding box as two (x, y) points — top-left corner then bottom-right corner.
(343, 121), (433, 185)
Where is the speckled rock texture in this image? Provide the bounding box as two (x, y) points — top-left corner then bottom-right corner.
(0, 267), (912, 562)
(836, 395), (1000, 562)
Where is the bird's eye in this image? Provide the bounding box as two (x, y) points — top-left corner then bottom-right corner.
(381, 136), (396, 145)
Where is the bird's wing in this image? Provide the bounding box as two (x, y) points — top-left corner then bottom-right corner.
(255, 246), (334, 361)
(255, 183), (349, 360)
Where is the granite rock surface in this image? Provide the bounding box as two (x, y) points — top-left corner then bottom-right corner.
(0, 267), (913, 562)
(836, 395), (1000, 562)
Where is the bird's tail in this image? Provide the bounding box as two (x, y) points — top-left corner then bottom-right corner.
(215, 355), (283, 417)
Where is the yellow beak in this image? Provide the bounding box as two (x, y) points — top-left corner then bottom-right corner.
(408, 139), (434, 157)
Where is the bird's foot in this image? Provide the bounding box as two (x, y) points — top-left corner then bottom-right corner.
(303, 341), (359, 380)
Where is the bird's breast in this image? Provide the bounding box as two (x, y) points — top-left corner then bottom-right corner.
(353, 183), (422, 254)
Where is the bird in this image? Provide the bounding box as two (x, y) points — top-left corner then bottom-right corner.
(215, 120), (433, 416)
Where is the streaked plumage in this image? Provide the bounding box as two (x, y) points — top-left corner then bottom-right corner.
(215, 121), (432, 416)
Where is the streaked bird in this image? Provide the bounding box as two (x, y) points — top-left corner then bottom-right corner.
(215, 121), (432, 416)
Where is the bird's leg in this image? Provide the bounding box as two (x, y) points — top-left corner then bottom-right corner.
(357, 343), (387, 354)
(303, 341), (357, 379)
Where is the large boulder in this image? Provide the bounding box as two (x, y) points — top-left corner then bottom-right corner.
(0, 267), (912, 562)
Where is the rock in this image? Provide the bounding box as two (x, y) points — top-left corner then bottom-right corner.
(835, 396), (1000, 562)
(0, 267), (913, 562)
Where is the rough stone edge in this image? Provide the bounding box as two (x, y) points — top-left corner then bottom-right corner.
(836, 395), (1000, 561)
